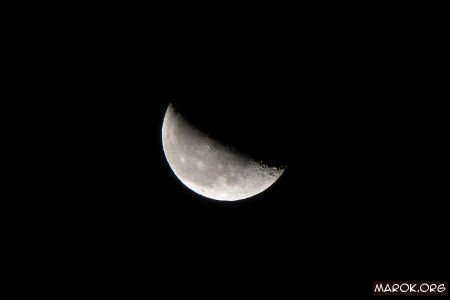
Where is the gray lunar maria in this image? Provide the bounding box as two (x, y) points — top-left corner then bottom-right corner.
(161, 103), (285, 201)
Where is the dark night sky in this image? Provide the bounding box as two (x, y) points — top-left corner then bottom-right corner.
(124, 55), (447, 296)
(71, 9), (448, 297)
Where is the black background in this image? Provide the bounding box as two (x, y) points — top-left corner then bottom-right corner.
(63, 6), (449, 297)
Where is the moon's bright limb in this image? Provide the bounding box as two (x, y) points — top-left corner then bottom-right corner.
(161, 104), (285, 201)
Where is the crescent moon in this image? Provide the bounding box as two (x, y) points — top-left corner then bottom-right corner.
(161, 104), (285, 201)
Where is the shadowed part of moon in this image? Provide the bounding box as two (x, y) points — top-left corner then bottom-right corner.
(161, 104), (285, 201)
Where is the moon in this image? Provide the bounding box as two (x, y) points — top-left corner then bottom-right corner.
(161, 103), (285, 201)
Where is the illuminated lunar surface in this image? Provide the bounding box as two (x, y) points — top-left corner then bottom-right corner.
(161, 104), (285, 201)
